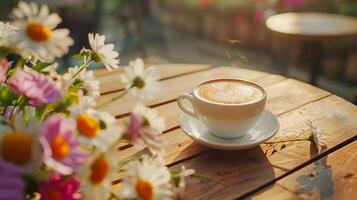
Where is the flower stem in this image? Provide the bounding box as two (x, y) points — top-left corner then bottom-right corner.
(71, 60), (93, 80)
(9, 96), (26, 118)
(96, 89), (129, 109)
(9, 106), (17, 119)
(264, 138), (309, 144)
(14, 57), (26, 68)
(191, 173), (226, 186)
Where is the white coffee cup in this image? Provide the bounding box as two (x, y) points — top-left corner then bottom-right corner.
(177, 79), (267, 138)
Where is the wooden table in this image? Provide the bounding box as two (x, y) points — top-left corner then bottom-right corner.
(266, 12), (357, 85)
(95, 64), (357, 199)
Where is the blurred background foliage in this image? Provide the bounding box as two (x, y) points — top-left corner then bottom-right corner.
(0, 0), (356, 102)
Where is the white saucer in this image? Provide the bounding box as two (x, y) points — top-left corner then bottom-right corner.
(179, 110), (279, 150)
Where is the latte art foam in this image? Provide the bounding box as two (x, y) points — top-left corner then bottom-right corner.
(197, 81), (263, 104)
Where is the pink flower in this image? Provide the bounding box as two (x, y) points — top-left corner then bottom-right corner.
(0, 59), (9, 83)
(0, 159), (25, 200)
(40, 114), (87, 175)
(8, 69), (61, 106)
(39, 173), (81, 200)
(125, 113), (165, 154)
(126, 113), (144, 145)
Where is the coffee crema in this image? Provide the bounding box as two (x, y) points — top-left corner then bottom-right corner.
(196, 80), (264, 104)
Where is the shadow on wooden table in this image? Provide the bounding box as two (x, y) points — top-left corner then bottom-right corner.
(172, 144), (276, 200)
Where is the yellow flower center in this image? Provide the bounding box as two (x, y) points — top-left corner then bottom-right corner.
(1, 132), (33, 165)
(132, 77), (145, 89)
(91, 52), (102, 63)
(136, 180), (154, 200)
(76, 114), (99, 138)
(26, 23), (52, 42)
(89, 155), (109, 184)
(47, 189), (62, 200)
(50, 135), (70, 160)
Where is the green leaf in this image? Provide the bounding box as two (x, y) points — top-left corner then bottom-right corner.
(32, 62), (52, 72)
(72, 53), (84, 60)
(0, 85), (16, 105)
(35, 104), (49, 121)
(17, 96), (27, 110)
(73, 50), (91, 61)
(0, 47), (10, 59)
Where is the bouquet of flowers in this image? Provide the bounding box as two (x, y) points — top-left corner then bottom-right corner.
(0, 2), (195, 200)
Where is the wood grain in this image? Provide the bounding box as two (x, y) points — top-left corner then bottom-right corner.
(118, 74), (286, 132)
(252, 184), (303, 200)
(114, 78), (331, 173)
(96, 64), (212, 94)
(98, 67), (276, 116)
(99, 65), (357, 199)
(93, 67), (123, 77)
(120, 77), (328, 135)
(113, 73), (287, 151)
(254, 141), (357, 199)
(170, 95), (357, 199)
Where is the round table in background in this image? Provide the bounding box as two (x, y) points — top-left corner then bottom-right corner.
(266, 12), (357, 85)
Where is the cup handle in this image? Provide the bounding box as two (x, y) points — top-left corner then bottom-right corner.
(177, 93), (198, 118)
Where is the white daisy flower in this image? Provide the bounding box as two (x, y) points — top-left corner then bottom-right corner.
(71, 108), (122, 152)
(88, 33), (119, 71)
(126, 103), (166, 154)
(68, 97), (93, 117)
(121, 58), (161, 100)
(9, 1), (73, 62)
(173, 165), (195, 197)
(0, 21), (17, 43)
(133, 103), (165, 134)
(74, 96), (96, 110)
(79, 147), (117, 200)
(0, 108), (42, 173)
(63, 66), (100, 101)
(119, 155), (173, 200)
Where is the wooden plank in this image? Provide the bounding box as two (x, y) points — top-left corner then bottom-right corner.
(114, 78), (331, 170)
(104, 65), (356, 199)
(112, 72), (286, 150)
(252, 184), (303, 200)
(171, 148), (287, 200)
(96, 64), (212, 94)
(113, 74), (286, 149)
(93, 67), (123, 77)
(253, 141), (357, 199)
(118, 74), (286, 132)
(264, 79), (330, 115)
(98, 67), (273, 116)
(115, 76), (325, 135)
(167, 95), (357, 199)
